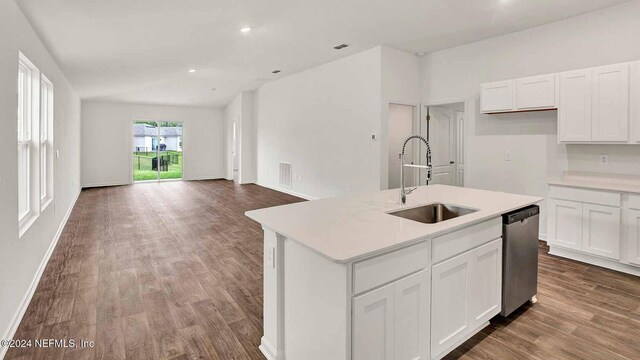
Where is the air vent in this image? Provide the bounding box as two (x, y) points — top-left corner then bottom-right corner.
(272, 69), (281, 74)
(333, 44), (349, 50)
(279, 162), (292, 189)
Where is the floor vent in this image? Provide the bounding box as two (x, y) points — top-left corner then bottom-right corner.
(279, 162), (292, 188)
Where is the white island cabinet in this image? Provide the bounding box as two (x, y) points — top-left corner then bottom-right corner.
(246, 185), (541, 360)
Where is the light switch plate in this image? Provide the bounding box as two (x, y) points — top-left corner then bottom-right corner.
(505, 150), (512, 162)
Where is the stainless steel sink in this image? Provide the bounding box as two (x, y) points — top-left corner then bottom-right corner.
(387, 203), (478, 224)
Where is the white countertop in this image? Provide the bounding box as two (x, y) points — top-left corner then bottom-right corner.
(547, 172), (640, 194)
(245, 184), (542, 263)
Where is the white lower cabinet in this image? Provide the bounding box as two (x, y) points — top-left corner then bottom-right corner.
(431, 238), (502, 359)
(353, 269), (430, 360)
(548, 199), (583, 250)
(582, 204), (621, 259)
(628, 209), (640, 266)
(548, 195), (621, 260)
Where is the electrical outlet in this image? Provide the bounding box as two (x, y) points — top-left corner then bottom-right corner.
(346, 183), (352, 192)
(599, 154), (609, 165)
(505, 150), (512, 162)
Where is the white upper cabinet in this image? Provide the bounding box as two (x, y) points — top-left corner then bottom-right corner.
(481, 60), (640, 144)
(591, 63), (629, 142)
(516, 74), (558, 110)
(630, 61), (640, 143)
(481, 80), (515, 113)
(559, 69), (592, 142)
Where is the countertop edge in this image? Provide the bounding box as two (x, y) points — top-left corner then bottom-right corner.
(547, 179), (640, 194)
(246, 198), (543, 264)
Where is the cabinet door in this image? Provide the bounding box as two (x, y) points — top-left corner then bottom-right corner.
(582, 204), (621, 260)
(469, 239), (502, 326)
(548, 199), (583, 250)
(592, 63), (629, 142)
(395, 270), (430, 360)
(559, 69), (592, 142)
(481, 80), (514, 113)
(630, 61), (640, 143)
(431, 251), (471, 358)
(627, 209), (640, 266)
(353, 283), (395, 360)
(516, 74), (558, 110)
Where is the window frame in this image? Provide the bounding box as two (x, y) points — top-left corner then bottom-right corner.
(40, 74), (54, 210)
(17, 51), (41, 237)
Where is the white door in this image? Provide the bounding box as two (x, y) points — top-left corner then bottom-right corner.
(388, 104), (417, 189)
(592, 63), (629, 142)
(516, 74), (558, 110)
(627, 209), (640, 265)
(582, 204), (621, 260)
(431, 251), (471, 359)
(548, 199), (583, 250)
(394, 270), (430, 360)
(469, 239), (502, 326)
(559, 69), (592, 142)
(425, 106), (456, 185)
(631, 61), (640, 143)
(456, 110), (465, 187)
(353, 283), (395, 360)
(232, 121), (238, 171)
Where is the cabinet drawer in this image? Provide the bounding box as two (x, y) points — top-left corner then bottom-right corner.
(432, 218), (502, 264)
(549, 185), (621, 207)
(629, 194), (640, 210)
(353, 241), (429, 295)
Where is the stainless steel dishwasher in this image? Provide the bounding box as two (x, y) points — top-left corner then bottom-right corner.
(501, 205), (539, 317)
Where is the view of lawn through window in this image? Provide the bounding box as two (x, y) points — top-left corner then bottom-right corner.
(133, 121), (183, 181)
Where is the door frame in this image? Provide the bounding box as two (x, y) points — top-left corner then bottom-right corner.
(130, 119), (185, 184)
(421, 97), (471, 187)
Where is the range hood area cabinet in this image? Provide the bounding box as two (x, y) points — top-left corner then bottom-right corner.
(480, 60), (640, 144)
(481, 74), (558, 113)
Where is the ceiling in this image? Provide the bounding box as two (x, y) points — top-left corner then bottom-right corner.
(17, 0), (631, 108)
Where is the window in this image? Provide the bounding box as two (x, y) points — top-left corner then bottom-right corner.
(17, 59), (31, 222)
(40, 75), (54, 208)
(17, 52), (44, 237)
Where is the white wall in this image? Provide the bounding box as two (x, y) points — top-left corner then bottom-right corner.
(421, 0), (640, 237)
(0, 0), (81, 353)
(254, 46), (420, 199)
(81, 101), (224, 186)
(223, 91), (256, 184)
(381, 47), (422, 189)
(388, 104), (416, 189)
(255, 47), (383, 199)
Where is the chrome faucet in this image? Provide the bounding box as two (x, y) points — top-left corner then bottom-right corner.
(399, 135), (432, 205)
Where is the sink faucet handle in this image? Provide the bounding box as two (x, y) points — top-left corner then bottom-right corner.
(405, 186), (418, 195)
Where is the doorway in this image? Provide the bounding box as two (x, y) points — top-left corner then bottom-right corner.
(418, 103), (465, 186)
(388, 103), (418, 189)
(132, 121), (183, 182)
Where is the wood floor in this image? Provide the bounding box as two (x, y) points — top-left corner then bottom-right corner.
(6, 180), (640, 360)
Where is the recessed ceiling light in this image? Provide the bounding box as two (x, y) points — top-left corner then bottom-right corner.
(211, 88), (217, 91)
(272, 70), (281, 74)
(240, 27), (251, 33)
(333, 44), (349, 50)
(188, 69), (196, 73)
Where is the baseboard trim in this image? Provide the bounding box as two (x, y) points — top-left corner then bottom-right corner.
(549, 246), (640, 276)
(259, 337), (284, 360)
(255, 181), (318, 201)
(0, 188), (81, 359)
(81, 181), (130, 188)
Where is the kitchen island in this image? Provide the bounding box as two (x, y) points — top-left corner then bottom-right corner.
(246, 184), (542, 360)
